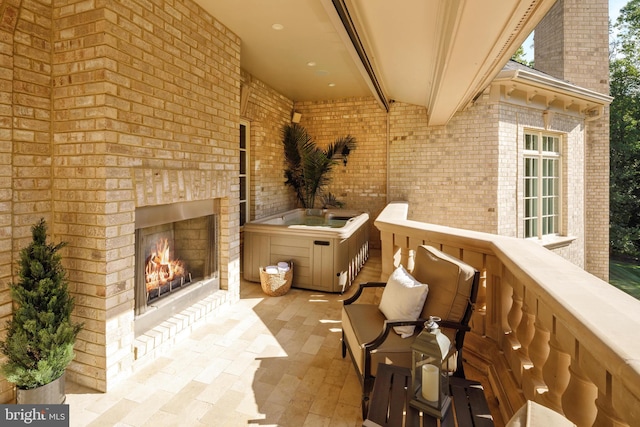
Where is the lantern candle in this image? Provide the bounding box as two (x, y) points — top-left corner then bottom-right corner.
(421, 364), (439, 402)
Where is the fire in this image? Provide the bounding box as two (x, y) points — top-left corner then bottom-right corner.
(145, 238), (185, 291)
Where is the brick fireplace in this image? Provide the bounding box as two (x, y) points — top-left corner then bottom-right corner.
(0, 0), (245, 400)
(0, 0), (269, 402)
(134, 200), (220, 336)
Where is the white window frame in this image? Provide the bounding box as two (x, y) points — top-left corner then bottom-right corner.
(240, 120), (250, 228)
(523, 131), (562, 240)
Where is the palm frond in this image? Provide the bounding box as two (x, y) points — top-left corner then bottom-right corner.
(281, 124), (357, 208)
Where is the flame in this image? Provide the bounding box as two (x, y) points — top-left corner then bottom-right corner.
(145, 238), (185, 291)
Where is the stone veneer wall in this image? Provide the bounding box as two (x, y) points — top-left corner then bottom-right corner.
(1, 0), (243, 399)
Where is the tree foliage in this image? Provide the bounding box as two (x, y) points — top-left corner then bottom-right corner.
(511, 45), (533, 67)
(0, 219), (83, 389)
(610, 0), (640, 258)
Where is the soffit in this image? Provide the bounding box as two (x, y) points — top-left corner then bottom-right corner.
(195, 0), (557, 125)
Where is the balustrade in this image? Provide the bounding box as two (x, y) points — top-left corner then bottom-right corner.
(374, 202), (639, 426)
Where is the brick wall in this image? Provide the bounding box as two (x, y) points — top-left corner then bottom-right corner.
(0, 0), (55, 403)
(495, 100), (586, 267)
(293, 98), (387, 245)
(0, 0), (242, 399)
(388, 101), (501, 232)
(53, 0), (241, 391)
(240, 71), (294, 220)
(534, 0), (610, 279)
(288, 95), (588, 268)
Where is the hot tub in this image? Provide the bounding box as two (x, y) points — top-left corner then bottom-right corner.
(243, 209), (369, 293)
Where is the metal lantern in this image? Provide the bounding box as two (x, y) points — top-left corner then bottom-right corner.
(410, 316), (453, 419)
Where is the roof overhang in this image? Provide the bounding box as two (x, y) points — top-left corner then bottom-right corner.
(489, 67), (613, 118)
(199, 0), (575, 126)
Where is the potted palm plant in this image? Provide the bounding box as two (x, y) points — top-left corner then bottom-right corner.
(282, 123), (356, 209)
(0, 218), (83, 403)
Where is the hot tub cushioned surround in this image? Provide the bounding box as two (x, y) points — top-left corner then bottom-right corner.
(341, 245), (480, 416)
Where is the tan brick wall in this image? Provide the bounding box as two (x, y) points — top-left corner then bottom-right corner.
(495, 100), (587, 267)
(240, 71), (294, 220)
(0, 0), (19, 404)
(51, 0), (240, 391)
(534, 0), (610, 279)
(285, 94), (588, 269)
(534, 0), (563, 77)
(388, 102), (501, 232)
(0, 0), (242, 398)
(293, 98), (388, 245)
(0, 0), (56, 401)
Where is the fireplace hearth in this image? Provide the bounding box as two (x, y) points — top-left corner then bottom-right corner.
(134, 200), (219, 336)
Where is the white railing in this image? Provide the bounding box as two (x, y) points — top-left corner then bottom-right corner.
(375, 202), (639, 427)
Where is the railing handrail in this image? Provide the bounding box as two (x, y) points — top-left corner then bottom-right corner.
(375, 201), (640, 426)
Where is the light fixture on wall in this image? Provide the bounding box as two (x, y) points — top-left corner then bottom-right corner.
(341, 145), (350, 166)
(291, 112), (302, 123)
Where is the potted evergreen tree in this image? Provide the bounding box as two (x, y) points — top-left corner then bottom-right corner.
(0, 218), (83, 403)
(282, 123), (356, 209)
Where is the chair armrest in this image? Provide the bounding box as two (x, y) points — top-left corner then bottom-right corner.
(364, 319), (425, 351)
(343, 282), (387, 305)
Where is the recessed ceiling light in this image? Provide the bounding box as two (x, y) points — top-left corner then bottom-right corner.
(272, 23), (284, 30)
(307, 61), (316, 67)
(328, 83), (336, 87)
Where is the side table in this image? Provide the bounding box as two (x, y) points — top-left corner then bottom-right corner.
(364, 363), (495, 427)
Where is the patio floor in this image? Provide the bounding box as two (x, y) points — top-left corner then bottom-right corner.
(65, 249), (503, 426)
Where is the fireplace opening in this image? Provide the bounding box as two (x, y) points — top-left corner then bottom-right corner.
(145, 236), (191, 303)
(134, 200), (219, 336)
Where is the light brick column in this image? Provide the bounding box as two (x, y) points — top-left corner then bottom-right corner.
(51, 0), (241, 391)
(534, 0), (610, 280)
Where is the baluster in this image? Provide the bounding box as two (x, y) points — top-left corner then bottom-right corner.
(562, 344), (598, 427)
(511, 286), (535, 383)
(505, 273), (522, 334)
(471, 267), (488, 336)
(538, 318), (571, 414)
(593, 371), (629, 427)
(522, 306), (550, 401)
(505, 276), (524, 376)
(497, 266), (512, 340)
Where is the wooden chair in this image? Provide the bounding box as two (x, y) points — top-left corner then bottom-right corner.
(342, 245), (480, 416)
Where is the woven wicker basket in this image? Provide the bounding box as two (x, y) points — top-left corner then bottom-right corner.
(259, 262), (293, 296)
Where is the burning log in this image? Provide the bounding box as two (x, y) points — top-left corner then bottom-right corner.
(145, 238), (186, 292)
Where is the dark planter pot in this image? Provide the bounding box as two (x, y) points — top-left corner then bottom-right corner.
(16, 373), (66, 404)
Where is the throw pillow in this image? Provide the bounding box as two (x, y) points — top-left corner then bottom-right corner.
(378, 265), (429, 338)
(506, 401), (576, 427)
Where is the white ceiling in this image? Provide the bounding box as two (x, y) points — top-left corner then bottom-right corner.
(195, 0), (556, 125)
